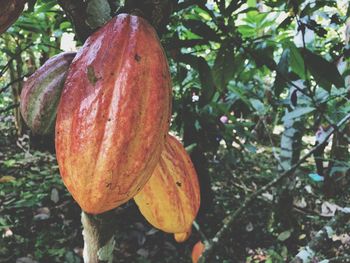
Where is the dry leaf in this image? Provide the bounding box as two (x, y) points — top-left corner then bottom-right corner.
(0, 176), (16, 183)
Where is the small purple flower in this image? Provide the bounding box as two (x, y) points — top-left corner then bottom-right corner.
(220, 115), (228, 124)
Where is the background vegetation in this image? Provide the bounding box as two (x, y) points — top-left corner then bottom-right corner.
(0, 0), (350, 262)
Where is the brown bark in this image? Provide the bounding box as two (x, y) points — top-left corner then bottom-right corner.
(81, 211), (117, 263)
(57, 0), (91, 42)
(123, 0), (174, 35)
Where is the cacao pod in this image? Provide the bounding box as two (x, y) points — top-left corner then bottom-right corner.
(192, 241), (205, 263)
(174, 228), (192, 243)
(134, 134), (200, 233)
(0, 0), (25, 34)
(55, 14), (172, 214)
(20, 52), (76, 136)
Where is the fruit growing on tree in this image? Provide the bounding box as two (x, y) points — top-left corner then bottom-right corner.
(192, 241), (205, 263)
(20, 52), (76, 136)
(174, 228), (192, 243)
(134, 134), (200, 233)
(55, 14), (172, 214)
(0, 0), (25, 34)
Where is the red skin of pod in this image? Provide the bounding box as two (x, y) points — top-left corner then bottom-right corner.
(20, 52), (76, 135)
(192, 241), (205, 263)
(0, 0), (25, 34)
(55, 14), (172, 214)
(134, 134), (200, 233)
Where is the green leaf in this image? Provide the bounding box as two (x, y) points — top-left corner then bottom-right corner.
(302, 49), (344, 90)
(244, 144), (257, 153)
(183, 19), (218, 40)
(282, 107), (315, 121)
(86, 0), (111, 30)
(250, 47), (276, 70)
(301, 1), (337, 17)
(277, 230), (292, 241)
(212, 41), (235, 91)
(178, 54), (216, 104)
(15, 19), (43, 33)
(273, 49), (289, 96)
(277, 16), (293, 29)
(27, 0), (37, 12)
(247, 0), (256, 7)
(287, 43), (305, 79)
(60, 21), (72, 31)
(250, 99), (266, 115)
(185, 143), (197, 153)
(36, 0), (57, 13)
(237, 25), (257, 38)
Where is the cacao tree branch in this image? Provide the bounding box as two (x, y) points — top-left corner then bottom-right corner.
(198, 113), (350, 263)
(289, 211), (350, 263)
(57, 0), (113, 42)
(56, 0), (91, 42)
(123, 0), (174, 35)
(164, 39), (210, 50)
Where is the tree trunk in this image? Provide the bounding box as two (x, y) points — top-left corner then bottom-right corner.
(8, 55), (24, 135)
(81, 212), (117, 263)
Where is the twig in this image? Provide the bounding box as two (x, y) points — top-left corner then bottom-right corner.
(292, 205), (319, 216)
(322, 256), (350, 263)
(193, 220), (209, 244)
(0, 43), (33, 77)
(198, 113), (350, 263)
(0, 74), (29, 94)
(0, 103), (20, 114)
(164, 39), (210, 50)
(57, 0), (90, 42)
(262, 118), (284, 169)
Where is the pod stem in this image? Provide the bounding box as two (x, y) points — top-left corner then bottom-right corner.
(81, 211), (116, 263)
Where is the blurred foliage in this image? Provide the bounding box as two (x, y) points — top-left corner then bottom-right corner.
(0, 0), (350, 262)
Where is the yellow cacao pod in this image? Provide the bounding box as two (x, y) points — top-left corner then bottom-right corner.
(134, 134), (200, 233)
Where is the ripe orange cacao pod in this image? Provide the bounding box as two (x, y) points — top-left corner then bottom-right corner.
(55, 14), (172, 214)
(134, 134), (200, 233)
(20, 52), (76, 135)
(192, 241), (205, 263)
(0, 0), (25, 34)
(174, 228), (192, 243)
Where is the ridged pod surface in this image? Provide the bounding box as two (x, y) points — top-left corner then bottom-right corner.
(20, 52), (76, 135)
(0, 0), (25, 34)
(174, 228), (192, 243)
(134, 134), (200, 233)
(55, 14), (172, 214)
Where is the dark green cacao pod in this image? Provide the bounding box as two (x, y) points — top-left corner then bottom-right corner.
(20, 51), (76, 135)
